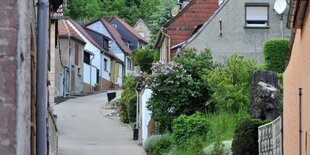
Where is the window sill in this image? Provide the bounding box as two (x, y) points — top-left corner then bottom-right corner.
(244, 26), (270, 29)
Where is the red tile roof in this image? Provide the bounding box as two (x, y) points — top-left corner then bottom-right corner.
(58, 19), (85, 44)
(110, 16), (149, 44)
(160, 0), (218, 46)
(68, 19), (122, 62)
(84, 18), (131, 55)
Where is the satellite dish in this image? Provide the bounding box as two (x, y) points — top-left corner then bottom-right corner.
(171, 5), (180, 17)
(274, 0), (287, 14)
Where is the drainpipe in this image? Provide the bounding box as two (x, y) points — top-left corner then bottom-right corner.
(36, 0), (49, 154)
(100, 51), (103, 91)
(68, 34), (72, 96)
(299, 88), (303, 155)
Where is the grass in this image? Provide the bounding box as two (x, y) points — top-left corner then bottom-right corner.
(204, 109), (249, 146)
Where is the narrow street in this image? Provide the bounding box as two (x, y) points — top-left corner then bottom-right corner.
(54, 90), (146, 155)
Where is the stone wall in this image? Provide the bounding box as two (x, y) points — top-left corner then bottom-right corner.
(0, 0), (37, 154)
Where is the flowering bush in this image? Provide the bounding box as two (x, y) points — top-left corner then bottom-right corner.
(147, 48), (214, 132)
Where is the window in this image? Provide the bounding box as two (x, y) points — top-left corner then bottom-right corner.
(112, 24), (117, 28)
(118, 64), (122, 77)
(84, 51), (91, 65)
(139, 31), (145, 37)
(127, 57), (131, 70)
(219, 0), (224, 5)
(245, 3), (269, 27)
(104, 58), (108, 71)
(77, 67), (82, 76)
(75, 43), (79, 65)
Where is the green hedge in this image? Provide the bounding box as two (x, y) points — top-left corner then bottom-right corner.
(232, 118), (269, 155)
(263, 39), (289, 73)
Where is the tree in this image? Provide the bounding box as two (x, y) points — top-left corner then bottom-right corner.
(148, 0), (175, 43)
(206, 55), (257, 112)
(131, 48), (155, 73)
(65, 0), (102, 21)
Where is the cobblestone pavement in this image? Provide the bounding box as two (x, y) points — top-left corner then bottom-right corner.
(54, 90), (146, 155)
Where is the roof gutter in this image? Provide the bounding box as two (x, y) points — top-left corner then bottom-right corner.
(36, 0), (49, 154)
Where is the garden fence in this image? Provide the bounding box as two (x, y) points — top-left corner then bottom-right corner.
(258, 116), (282, 155)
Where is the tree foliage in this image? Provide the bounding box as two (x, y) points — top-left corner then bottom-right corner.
(131, 48), (155, 73)
(65, 0), (174, 26)
(206, 55), (257, 112)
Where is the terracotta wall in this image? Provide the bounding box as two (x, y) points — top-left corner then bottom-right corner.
(284, 3), (310, 154)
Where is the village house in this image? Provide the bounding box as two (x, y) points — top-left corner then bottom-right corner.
(154, 0), (219, 62)
(84, 18), (132, 81)
(0, 0), (62, 154)
(67, 19), (122, 91)
(182, 0), (291, 63)
(133, 18), (151, 42)
(84, 27), (124, 89)
(49, 19), (86, 103)
(110, 16), (149, 50)
(284, 0), (310, 154)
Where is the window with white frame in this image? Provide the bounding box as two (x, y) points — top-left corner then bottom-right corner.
(245, 3), (269, 27)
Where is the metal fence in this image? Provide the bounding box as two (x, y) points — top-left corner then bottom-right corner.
(258, 116), (282, 155)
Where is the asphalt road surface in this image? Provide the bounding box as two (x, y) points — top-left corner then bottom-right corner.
(54, 90), (146, 155)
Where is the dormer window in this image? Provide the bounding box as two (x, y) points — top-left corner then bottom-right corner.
(112, 24), (117, 28)
(219, 0), (224, 5)
(139, 31), (145, 37)
(245, 3), (269, 28)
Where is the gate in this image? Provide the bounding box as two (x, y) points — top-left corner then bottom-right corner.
(258, 116), (282, 155)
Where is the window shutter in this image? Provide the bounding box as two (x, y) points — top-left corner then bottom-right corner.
(75, 43), (79, 65)
(246, 7), (268, 21)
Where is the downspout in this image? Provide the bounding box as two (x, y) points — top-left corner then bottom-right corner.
(58, 34), (66, 96)
(299, 88), (303, 155)
(36, 0), (49, 154)
(100, 51), (103, 91)
(68, 34), (72, 96)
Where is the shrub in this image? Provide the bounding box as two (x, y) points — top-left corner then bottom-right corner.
(147, 48), (214, 131)
(231, 118), (269, 155)
(127, 95), (137, 123)
(119, 101), (129, 123)
(206, 55), (257, 112)
(143, 134), (173, 155)
(120, 75), (138, 123)
(172, 113), (210, 146)
(132, 48), (155, 73)
(263, 39), (289, 73)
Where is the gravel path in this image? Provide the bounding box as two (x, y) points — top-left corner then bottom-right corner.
(54, 90), (146, 155)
